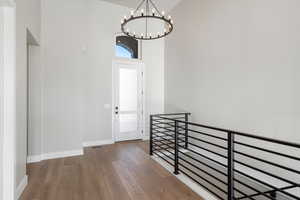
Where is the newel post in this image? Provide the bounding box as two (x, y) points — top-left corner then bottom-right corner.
(150, 115), (153, 156)
(227, 132), (235, 200)
(174, 120), (179, 175)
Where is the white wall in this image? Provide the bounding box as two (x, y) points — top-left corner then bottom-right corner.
(84, 0), (126, 143)
(165, 0), (300, 143)
(16, 0), (40, 189)
(143, 40), (165, 136)
(31, 0), (165, 156)
(85, 0), (164, 142)
(165, 0), (300, 195)
(27, 45), (42, 157)
(41, 0), (87, 154)
(0, 8), (4, 199)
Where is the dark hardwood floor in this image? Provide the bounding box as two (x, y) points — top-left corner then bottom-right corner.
(20, 140), (203, 200)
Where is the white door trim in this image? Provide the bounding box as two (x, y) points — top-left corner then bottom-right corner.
(0, 4), (16, 200)
(112, 59), (146, 143)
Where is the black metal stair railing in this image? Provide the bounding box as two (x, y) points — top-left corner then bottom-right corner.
(150, 113), (300, 200)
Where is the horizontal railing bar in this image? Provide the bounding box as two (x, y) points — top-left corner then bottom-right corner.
(153, 139), (185, 151)
(234, 159), (299, 186)
(152, 120), (175, 126)
(152, 131), (187, 142)
(180, 128), (227, 141)
(184, 142), (228, 159)
(151, 113), (300, 200)
(152, 132), (185, 141)
(153, 139), (175, 150)
(237, 184), (300, 200)
(178, 144), (227, 168)
(234, 150), (300, 175)
(153, 141), (174, 148)
(152, 113), (191, 117)
(152, 122), (172, 125)
(170, 117), (186, 120)
(178, 150), (272, 200)
(153, 139), (174, 145)
(234, 141), (300, 161)
(153, 124), (186, 132)
(153, 136), (185, 147)
(233, 177), (275, 200)
(154, 141), (293, 198)
(152, 124), (185, 134)
(152, 136), (185, 143)
(153, 145), (175, 157)
(153, 130), (174, 135)
(152, 125), (186, 135)
(179, 156), (228, 186)
(152, 151), (174, 167)
(179, 169), (225, 200)
(152, 119), (175, 122)
(178, 132), (227, 150)
(178, 149), (227, 177)
(153, 147), (174, 160)
(156, 116), (300, 149)
(152, 124), (176, 130)
(153, 134), (185, 139)
(234, 168), (300, 199)
(178, 162), (228, 194)
(152, 146), (173, 152)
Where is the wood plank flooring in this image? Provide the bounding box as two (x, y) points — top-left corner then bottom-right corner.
(20, 140), (204, 200)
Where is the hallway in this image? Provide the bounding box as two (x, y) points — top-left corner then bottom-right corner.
(20, 141), (203, 200)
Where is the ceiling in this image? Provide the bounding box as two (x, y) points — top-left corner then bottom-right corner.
(100, 0), (182, 12)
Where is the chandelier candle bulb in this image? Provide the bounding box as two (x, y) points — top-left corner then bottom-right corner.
(162, 11), (165, 16)
(130, 11), (134, 16)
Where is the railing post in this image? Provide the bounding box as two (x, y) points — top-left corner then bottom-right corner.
(227, 132), (235, 200)
(150, 115), (153, 156)
(174, 120), (179, 175)
(184, 113), (189, 149)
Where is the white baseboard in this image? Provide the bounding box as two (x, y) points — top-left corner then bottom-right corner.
(27, 155), (42, 163)
(27, 149), (83, 163)
(82, 139), (114, 147)
(16, 175), (28, 199)
(152, 156), (218, 200)
(42, 149), (83, 160)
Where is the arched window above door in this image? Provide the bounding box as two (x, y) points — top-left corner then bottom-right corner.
(116, 36), (138, 59)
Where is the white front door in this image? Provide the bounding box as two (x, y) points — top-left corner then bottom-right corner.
(113, 61), (144, 142)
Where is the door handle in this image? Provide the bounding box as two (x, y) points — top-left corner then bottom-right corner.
(115, 106), (119, 115)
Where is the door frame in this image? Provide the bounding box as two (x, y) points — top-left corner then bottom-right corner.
(112, 59), (146, 143)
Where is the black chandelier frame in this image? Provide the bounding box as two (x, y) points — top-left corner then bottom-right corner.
(121, 0), (174, 40)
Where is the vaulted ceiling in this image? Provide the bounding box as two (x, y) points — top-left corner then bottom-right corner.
(99, 0), (182, 12)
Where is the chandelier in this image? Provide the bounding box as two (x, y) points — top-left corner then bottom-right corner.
(121, 0), (174, 40)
